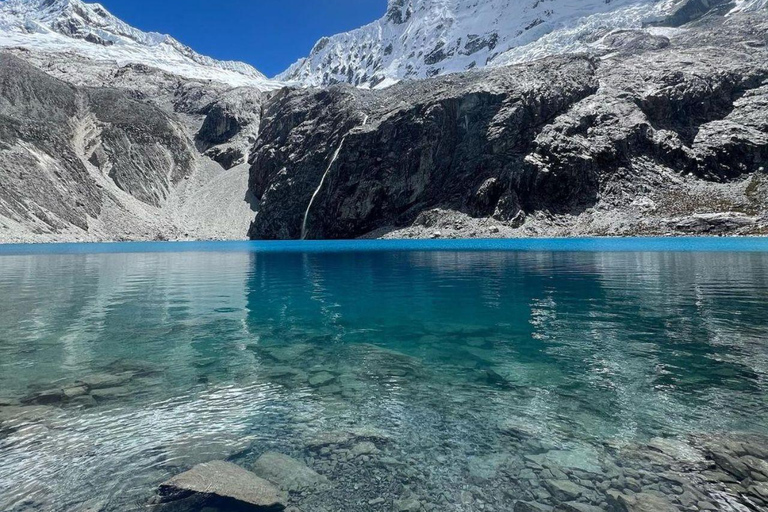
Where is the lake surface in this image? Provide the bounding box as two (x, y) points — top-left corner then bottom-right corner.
(1, 239), (767, 511)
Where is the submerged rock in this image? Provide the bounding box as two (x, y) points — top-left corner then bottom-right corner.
(308, 371), (336, 387)
(251, 452), (329, 493)
(394, 497), (422, 511)
(554, 503), (602, 512)
(261, 344), (314, 363)
(349, 441), (379, 458)
(467, 453), (514, 480)
(157, 461), (286, 510)
(514, 502), (553, 512)
(0, 405), (54, 430)
(23, 388), (66, 405)
(77, 372), (135, 390)
(543, 480), (587, 501)
(536, 447), (603, 474)
(90, 386), (133, 401)
(606, 490), (677, 512)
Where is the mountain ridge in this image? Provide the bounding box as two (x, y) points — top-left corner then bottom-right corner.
(0, 0), (278, 88)
(279, 0), (768, 88)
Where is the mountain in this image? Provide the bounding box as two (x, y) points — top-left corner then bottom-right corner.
(0, 0), (277, 88)
(0, 0), (765, 243)
(0, 0), (275, 243)
(280, 0), (768, 88)
(252, 9), (768, 239)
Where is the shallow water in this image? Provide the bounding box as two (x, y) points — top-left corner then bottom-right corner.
(1, 239), (767, 511)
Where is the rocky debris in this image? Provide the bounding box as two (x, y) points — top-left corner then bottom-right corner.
(156, 461), (287, 510)
(0, 47), (263, 243)
(350, 442), (379, 458)
(468, 453), (515, 480)
(699, 434), (768, 508)
(0, 52), (198, 239)
(554, 503), (602, 512)
(665, 212), (758, 233)
(394, 496), (422, 511)
(249, 12), (768, 240)
(251, 452), (330, 493)
(19, 369), (142, 408)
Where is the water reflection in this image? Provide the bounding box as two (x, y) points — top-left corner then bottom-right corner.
(0, 249), (766, 511)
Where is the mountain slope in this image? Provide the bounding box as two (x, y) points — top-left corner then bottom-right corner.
(0, 0), (278, 88)
(253, 12), (768, 240)
(280, 0), (768, 88)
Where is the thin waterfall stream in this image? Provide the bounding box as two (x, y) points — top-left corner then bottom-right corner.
(301, 114), (368, 240)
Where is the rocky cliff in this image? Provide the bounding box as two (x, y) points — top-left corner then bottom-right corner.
(250, 12), (768, 239)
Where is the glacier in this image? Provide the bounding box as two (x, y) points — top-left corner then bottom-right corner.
(279, 0), (768, 88)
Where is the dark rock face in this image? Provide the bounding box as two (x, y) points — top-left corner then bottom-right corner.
(248, 13), (768, 240)
(250, 56), (599, 240)
(196, 87), (264, 169)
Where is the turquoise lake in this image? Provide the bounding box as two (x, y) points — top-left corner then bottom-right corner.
(1, 238), (767, 511)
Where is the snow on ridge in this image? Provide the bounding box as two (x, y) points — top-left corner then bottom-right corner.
(0, 0), (280, 88)
(729, 0), (768, 12)
(278, 0), (764, 89)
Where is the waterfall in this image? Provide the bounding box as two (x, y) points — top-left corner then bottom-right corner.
(300, 114), (368, 240)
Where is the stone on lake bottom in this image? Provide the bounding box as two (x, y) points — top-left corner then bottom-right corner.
(349, 441), (378, 457)
(91, 387), (132, 401)
(514, 502), (553, 512)
(158, 461), (286, 510)
(251, 452), (329, 492)
(554, 502), (602, 512)
(543, 480), (586, 501)
(77, 372), (134, 390)
(395, 497), (422, 511)
(23, 388), (66, 405)
(606, 490), (677, 512)
(308, 372), (336, 387)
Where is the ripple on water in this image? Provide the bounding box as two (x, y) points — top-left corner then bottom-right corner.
(0, 247), (767, 511)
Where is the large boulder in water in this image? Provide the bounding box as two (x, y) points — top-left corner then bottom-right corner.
(157, 461), (287, 510)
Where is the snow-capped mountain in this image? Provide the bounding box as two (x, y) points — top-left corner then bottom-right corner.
(0, 0), (278, 88)
(279, 0), (768, 88)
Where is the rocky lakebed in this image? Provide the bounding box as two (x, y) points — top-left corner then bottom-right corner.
(2, 342), (768, 512)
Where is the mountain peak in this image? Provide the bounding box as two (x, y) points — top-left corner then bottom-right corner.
(0, 0), (277, 88)
(279, 0), (768, 88)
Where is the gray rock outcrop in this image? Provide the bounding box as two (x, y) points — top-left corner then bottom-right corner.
(0, 51), (263, 242)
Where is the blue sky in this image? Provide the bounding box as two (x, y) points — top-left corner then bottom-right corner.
(98, 0), (387, 77)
